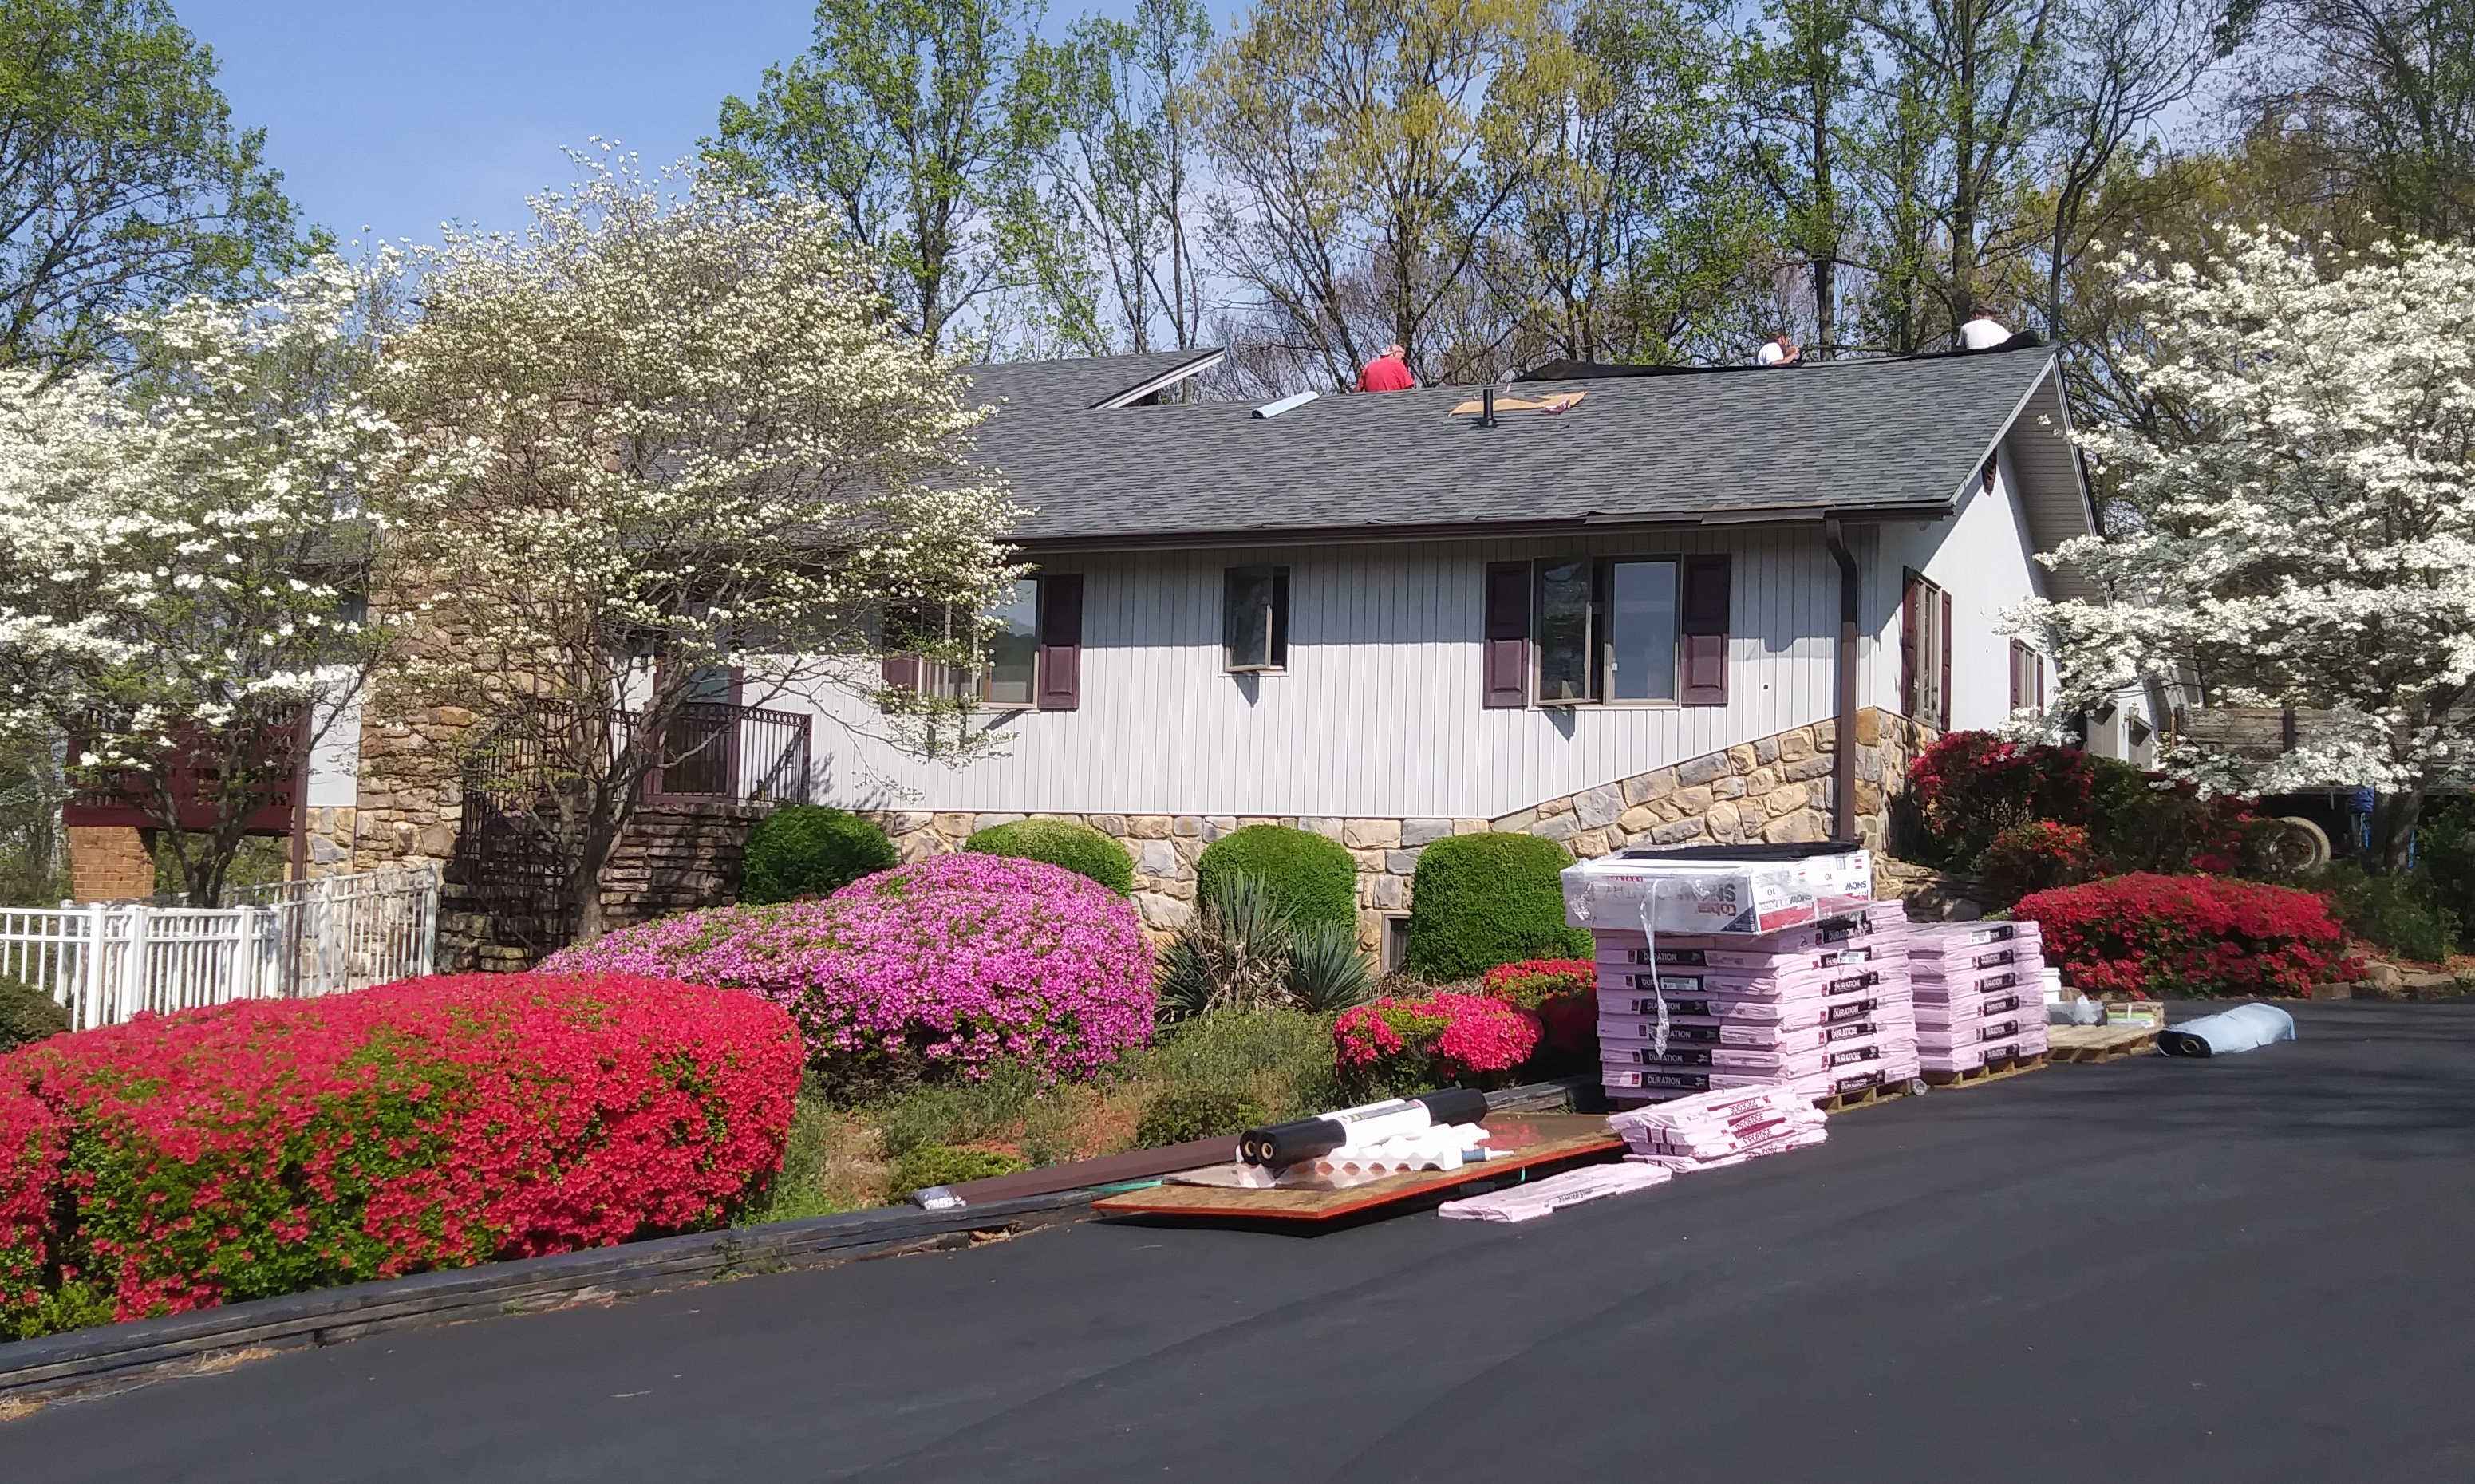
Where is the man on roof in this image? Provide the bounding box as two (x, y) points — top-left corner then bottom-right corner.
(1358, 342), (1416, 392)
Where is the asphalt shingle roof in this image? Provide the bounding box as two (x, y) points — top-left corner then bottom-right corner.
(961, 347), (2060, 544)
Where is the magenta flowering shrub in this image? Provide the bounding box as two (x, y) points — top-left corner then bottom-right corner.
(545, 854), (1155, 1092)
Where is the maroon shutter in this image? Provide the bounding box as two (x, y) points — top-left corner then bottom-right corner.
(1940, 589), (1954, 728)
(2035, 652), (2046, 710)
(1679, 555), (1731, 706)
(1036, 574), (1083, 711)
(1901, 575), (1920, 718)
(880, 653), (922, 694)
(1482, 562), (1530, 708)
(2008, 641), (2023, 710)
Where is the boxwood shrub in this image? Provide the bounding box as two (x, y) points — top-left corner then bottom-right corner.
(1404, 832), (1589, 981)
(0, 973), (799, 1337)
(740, 805), (898, 903)
(0, 976), (68, 1056)
(965, 818), (1134, 895)
(1194, 825), (1356, 933)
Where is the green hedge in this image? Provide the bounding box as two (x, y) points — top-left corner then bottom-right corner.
(1404, 832), (1589, 981)
(740, 805), (897, 903)
(965, 819), (1134, 895)
(0, 976), (68, 1056)
(885, 1144), (1024, 1200)
(1194, 825), (1357, 933)
(1135, 1086), (1268, 1147)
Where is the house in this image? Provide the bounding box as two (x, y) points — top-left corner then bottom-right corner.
(269, 337), (2095, 964)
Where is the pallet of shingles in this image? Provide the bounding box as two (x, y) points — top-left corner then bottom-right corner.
(1909, 920), (2051, 1076)
(1594, 899), (1917, 1108)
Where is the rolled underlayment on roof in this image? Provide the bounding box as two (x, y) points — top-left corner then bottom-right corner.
(2157, 1002), (2297, 1058)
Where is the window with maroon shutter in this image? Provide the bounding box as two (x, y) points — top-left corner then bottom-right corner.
(1903, 570), (1948, 728)
(1036, 574), (1083, 710)
(1482, 562), (1530, 708)
(1677, 555), (1730, 706)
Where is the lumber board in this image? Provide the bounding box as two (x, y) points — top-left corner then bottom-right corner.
(1090, 1114), (1620, 1223)
(1920, 1050), (2051, 1088)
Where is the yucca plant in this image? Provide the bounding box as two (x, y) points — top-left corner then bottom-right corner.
(1283, 919), (1376, 1013)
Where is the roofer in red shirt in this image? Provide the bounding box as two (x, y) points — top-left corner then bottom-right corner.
(1358, 342), (1415, 392)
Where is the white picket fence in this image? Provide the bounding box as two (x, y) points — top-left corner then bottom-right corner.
(0, 866), (440, 1031)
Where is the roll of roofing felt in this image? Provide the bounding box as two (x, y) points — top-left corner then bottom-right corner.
(2157, 1002), (2296, 1058)
(1238, 1088), (1490, 1166)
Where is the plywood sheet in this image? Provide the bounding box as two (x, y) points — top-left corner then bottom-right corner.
(1091, 1113), (1621, 1223)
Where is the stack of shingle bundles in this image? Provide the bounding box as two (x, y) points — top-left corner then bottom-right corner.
(1909, 920), (2048, 1076)
(1593, 900), (1915, 1107)
(1607, 1084), (1828, 1173)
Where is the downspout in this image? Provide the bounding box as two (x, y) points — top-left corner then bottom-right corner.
(1822, 518), (1860, 844)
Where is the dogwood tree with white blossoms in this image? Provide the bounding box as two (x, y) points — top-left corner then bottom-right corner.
(2015, 227), (2475, 867)
(377, 149), (1021, 940)
(0, 257), (405, 903)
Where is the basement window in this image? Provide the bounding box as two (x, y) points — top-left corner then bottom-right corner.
(1224, 565), (1290, 672)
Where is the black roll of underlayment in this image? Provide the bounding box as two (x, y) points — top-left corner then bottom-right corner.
(1238, 1087), (1490, 1167)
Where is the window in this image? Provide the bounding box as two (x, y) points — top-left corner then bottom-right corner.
(883, 576), (1078, 710)
(1536, 558), (1676, 704)
(1903, 571), (1952, 728)
(2007, 640), (2047, 716)
(1223, 565), (1289, 672)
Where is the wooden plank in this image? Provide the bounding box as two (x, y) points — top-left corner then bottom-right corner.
(2047, 1024), (2160, 1063)
(1817, 1079), (1915, 1115)
(1090, 1114), (1620, 1223)
(1921, 1050), (2050, 1088)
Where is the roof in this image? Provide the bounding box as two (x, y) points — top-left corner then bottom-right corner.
(959, 344), (2097, 593)
(965, 348), (1226, 412)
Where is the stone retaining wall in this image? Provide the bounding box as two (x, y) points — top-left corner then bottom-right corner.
(877, 709), (1938, 949)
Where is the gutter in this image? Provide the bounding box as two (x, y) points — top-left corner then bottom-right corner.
(1009, 503), (1953, 555)
(1822, 517), (1861, 843)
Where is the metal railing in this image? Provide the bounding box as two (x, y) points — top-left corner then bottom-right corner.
(0, 866), (439, 1031)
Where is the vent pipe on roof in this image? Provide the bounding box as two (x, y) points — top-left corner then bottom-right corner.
(1481, 386), (1497, 428)
(1253, 390), (1318, 420)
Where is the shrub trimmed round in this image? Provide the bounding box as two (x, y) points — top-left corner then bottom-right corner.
(1194, 825), (1356, 933)
(2016, 873), (2358, 998)
(546, 854), (1155, 1093)
(1404, 833), (1589, 981)
(0, 975), (68, 1056)
(965, 819), (1134, 896)
(0, 973), (798, 1334)
(740, 804), (897, 903)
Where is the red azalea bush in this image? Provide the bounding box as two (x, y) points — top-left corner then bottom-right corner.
(0, 1079), (62, 1336)
(1480, 958), (1597, 1058)
(0, 973), (798, 1336)
(1332, 992), (1540, 1099)
(2015, 874), (2359, 998)
(544, 854), (1155, 1096)
(1976, 821), (2099, 908)
(1906, 731), (2251, 878)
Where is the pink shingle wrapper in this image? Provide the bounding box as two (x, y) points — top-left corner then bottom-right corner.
(1916, 1017), (2031, 1052)
(1594, 981), (1903, 1023)
(1593, 939), (1891, 977)
(1913, 989), (2034, 1026)
(1597, 963), (1890, 1003)
(1594, 906), (1906, 960)
(1919, 1033), (2033, 1072)
(1597, 1014), (1909, 1052)
(1910, 961), (2042, 997)
(1908, 921), (2038, 949)
(1605, 1033), (1896, 1082)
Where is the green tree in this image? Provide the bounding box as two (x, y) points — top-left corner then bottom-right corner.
(711, 0), (1051, 352)
(0, 0), (312, 372)
(1486, 0), (1773, 368)
(1195, 0), (1580, 390)
(1736, 0), (1869, 352)
(1014, 0), (1214, 354)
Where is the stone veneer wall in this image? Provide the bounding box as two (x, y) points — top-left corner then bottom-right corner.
(877, 708), (1939, 951)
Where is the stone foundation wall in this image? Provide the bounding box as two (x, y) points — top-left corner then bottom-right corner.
(877, 709), (1941, 951)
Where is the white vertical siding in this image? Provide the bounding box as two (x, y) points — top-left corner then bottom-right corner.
(1864, 444), (2055, 730)
(784, 527), (1838, 821)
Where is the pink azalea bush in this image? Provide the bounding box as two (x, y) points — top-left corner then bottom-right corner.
(544, 854), (1155, 1094)
(1332, 991), (1540, 1099)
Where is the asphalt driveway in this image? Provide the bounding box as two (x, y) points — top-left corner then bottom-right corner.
(6, 1000), (2472, 1483)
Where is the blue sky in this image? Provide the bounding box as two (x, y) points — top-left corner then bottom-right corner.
(182, 2), (1243, 253)
(180, 2), (843, 250)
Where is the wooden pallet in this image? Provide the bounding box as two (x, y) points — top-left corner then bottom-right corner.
(1920, 1049), (2050, 1088)
(1089, 1113), (1622, 1225)
(2047, 1024), (2161, 1063)
(1817, 1077), (1915, 1115)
